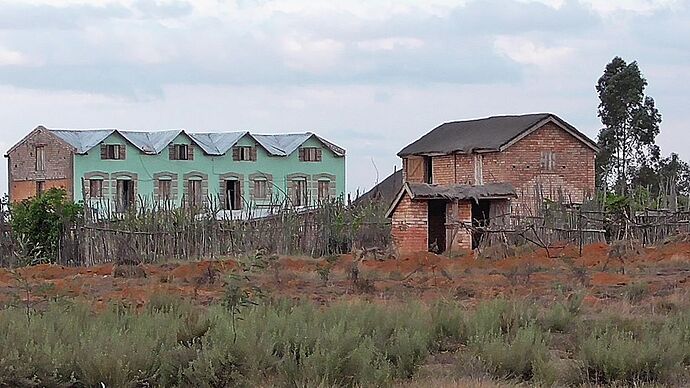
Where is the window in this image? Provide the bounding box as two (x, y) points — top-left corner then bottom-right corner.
(233, 146), (255, 161)
(299, 147), (321, 162)
(187, 179), (202, 207)
(424, 156), (432, 184)
(102, 144), (124, 160)
(158, 179), (171, 200)
(35, 146), (45, 172)
(36, 181), (45, 196)
(317, 180), (330, 201)
(253, 179), (267, 199)
(170, 144), (192, 160)
(89, 179), (103, 198)
(293, 179), (307, 206)
(474, 154), (483, 185)
(540, 151), (556, 171)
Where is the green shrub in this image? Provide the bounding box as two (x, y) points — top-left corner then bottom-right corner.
(469, 324), (549, 380)
(10, 188), (82, 264)
(624, 282), (649, 303)
(578, 326), (684, 384)
(466, 299), (537, 339)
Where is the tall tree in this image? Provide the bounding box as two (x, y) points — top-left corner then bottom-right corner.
(595, 56), (661, 194)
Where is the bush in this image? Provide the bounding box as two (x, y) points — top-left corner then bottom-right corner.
(10, 188), (82, 264)
(623, 282), (649, 303)
(469, 324), (549, 380)
(578, 326), (684, 384)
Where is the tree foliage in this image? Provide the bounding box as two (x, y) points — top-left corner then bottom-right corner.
(596, 56), (661, 194)
(10, 188), (82, 264)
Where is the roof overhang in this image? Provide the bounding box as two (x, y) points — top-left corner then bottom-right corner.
(385, 182), (517, 218)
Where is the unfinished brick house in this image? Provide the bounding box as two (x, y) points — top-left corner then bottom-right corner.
(386, 113), (598, 255)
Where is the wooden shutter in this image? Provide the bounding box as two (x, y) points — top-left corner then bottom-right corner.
(250, 147), (257, 161)
(234, 181), (242, 210)
(315, 148), (322, 161)
(232, 147), (239, 161)
(100, 144), (107, 159)
(169, 144), (176, 160)
(405, 156), (424, 182)
(188, 144), (194, 160)
(299, 148), (305, 161)
(119, 145), (126, 160)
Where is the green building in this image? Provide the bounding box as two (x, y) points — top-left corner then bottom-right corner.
(6, 126), (345, 217)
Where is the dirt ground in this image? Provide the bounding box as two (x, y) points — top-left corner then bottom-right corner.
(2, 237), (690, 310)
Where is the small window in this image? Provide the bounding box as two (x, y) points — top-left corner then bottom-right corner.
(317, 180), (330, 201)
(89, 179), (103, 198)
(540, 151), (556, 171)
(158, 179), (171, 200)
(170, 144), (192, 160)
(35, 146), (45, 172)
(253, 179), (267, 199)
(299, 147), (322, 162)
(102, 144), (124, 160)
(233, 146), (255, 161)
(36, 181), (45, 196)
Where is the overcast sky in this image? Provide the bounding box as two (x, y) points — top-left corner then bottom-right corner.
(1, 0), (688, 196)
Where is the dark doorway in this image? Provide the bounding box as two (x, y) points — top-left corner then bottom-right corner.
(225, 180), (241, 210)
(471, 199), (491, 249)
(116, 179), (134, 212)
(428, 200), (446, 253)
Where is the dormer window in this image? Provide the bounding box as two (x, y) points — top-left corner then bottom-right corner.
(169, 144), (193, 160)
(299, 147), (321, 162)
(101, 144), (125, 160)
(233, 146), (256, 161)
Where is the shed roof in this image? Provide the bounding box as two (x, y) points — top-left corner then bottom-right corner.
(385, 182), (517, 218)
(397, 113), (598, 156)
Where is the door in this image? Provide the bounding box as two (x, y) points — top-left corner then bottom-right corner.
(225, 180), (241, 210)
(116, 179), (134, 212)
(428, 200), (447, 253)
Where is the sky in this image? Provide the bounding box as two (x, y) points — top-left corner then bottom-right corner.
(1, 0), (689, 196)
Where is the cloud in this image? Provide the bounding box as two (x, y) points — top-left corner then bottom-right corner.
(493, 36), (575, 68)
(0, 47), (28, 65)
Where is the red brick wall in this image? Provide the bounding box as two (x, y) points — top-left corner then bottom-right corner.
(7, 127), (74, 202)
(391, 192), (428, 255)
(424, 122), (595, 213)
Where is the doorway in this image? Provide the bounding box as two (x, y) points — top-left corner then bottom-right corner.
(225, 180), (241, 210)
(471, 199), (491, 249)
(116, 179), (134, 212)
(428, 200), (447, 253)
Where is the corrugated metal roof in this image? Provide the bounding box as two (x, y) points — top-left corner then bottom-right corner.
(43, 128), (346, 157)
(187, 132), (248, 155)
(50, 129), (116, 154)
(119, 129), (183, 154)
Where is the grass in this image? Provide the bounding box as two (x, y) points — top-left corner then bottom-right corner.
(1, 296), (690, 387)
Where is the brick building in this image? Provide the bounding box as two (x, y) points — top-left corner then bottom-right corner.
(386, 113), (598, 255)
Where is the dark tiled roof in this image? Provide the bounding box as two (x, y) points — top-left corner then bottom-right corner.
(353, 169), (403, 206)
(398, 113), (597, 156)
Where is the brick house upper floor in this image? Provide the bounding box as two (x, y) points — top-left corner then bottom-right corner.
(397, 113), (599, 211)
(5, 126), (346, 211)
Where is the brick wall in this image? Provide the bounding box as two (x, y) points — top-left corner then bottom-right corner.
(391, 192), (428, 255)
(423, 122), (596, 213)
(7, 127), (74, 202)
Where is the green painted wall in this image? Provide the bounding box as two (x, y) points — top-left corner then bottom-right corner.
(73, 132), (346, 211)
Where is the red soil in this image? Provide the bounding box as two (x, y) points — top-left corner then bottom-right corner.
(1, 241), (689, 308)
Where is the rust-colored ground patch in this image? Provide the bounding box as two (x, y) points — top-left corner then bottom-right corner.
(2, 241), (690, 308)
